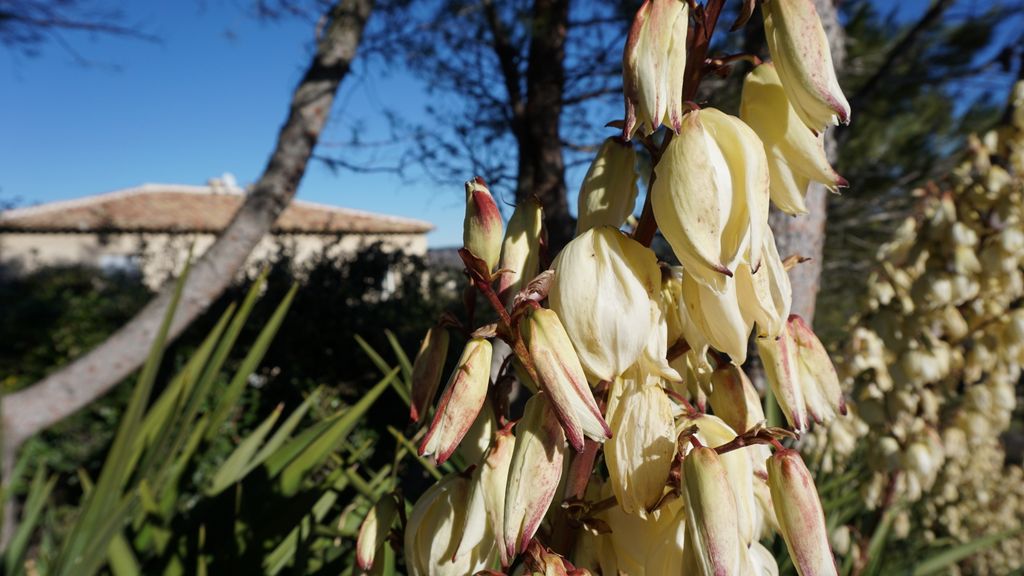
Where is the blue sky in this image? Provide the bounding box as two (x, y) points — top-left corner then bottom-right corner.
(0, 2), (470, 245)
(0, 0), (1012, 248)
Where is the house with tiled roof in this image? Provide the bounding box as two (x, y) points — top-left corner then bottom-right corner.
(0, 178), (433, 287)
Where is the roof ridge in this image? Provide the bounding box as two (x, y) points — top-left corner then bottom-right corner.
(0, 183), (244, 221)
(0, 183), (434, 234)
(292, 198), (434, 229)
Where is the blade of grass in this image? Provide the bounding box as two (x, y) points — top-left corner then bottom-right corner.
(385, 426), (446, 480)
(355, 335), (410, 406)
(206, 283), (298, 438)
(245, 389), (321, 475)
(52, 259), (191, 575)
(384, 330), (413, 384)
(207, 404), (284, 496)
(4, 466), (56, 576)
(911, 527), (1024, 576)
(137, 302), (235, 450)
(278, 368), (399, 496)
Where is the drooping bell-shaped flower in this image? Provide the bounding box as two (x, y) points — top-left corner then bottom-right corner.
(520, 306), (612, 451)
(736, 227), (792, 338)
(577, 138), (639, 234)
(463, 427), (517, 566)
(653, 108), (770, 291)
(788, 315), (847, 423)
(767, 449), (838, 576)
(680, 413), (759, 546)
(598, 483), (686, 575)
(682, 446), (744, 576)
(549, 226), (662, 382)
(503, 393), (568, 562)
(410, 324), (450, 422)
(404, 473), (497, 576)
(622, 0), (689, 137)
(419, 338), (492, 464)
(707, 365), (765, 437)
(681, 271), (754, 364)
(762, 0), (851, 132)
(756, 328), (807, 433)
(356, 494), (399, 571)
(497, 197), (544, 305)
(604, 366), (675, 515)
(463, 177), (504, 272)
(740, 62), (847, 215)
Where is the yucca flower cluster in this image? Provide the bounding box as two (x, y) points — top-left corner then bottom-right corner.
(356, 0), (854, 574)
(811, 82), (1024, 574)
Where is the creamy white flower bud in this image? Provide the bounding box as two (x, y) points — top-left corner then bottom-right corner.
(410, 325), (450, 423)
(762, 0), (851, 131)
(420, 338), (492, 464)
(680, 413), (759, 545)
(356, 494), (398, 571)
(497, 197), (544, 305)
(682, 446), (744, 575)
(788, 315), (847, 424)
(767, 449), (838, 576)
(463, 177), (504, 272)
(550, 227), (662, 381)
(653, 108), (770, 290)
(577, 138), (639, 234)
(520, 307), (612, 451)
(605, 366), (675, 514)
(503, 393), (568, 562)
(622, 0), (689, 137)
(740, 62), (847, 215)
(464, 427), (516, 566)
(756, 328), (807, 433)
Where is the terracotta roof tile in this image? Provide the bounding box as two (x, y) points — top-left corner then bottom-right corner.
(0, 184), (433, 235)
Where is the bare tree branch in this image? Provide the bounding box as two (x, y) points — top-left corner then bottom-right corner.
(0, 0), (374, 493)
(483, 0), (526, 128)
(0, 0), (158, 49)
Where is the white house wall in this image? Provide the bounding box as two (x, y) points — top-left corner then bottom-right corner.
(0, 232), (428, 289)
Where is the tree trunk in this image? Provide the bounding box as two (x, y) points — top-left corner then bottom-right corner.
(1, 0), (374, 546)
(768, 0), (845, 325)
(519, 0), (574, 253)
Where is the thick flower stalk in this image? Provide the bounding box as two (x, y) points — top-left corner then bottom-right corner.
(390, 1), (856, 571)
